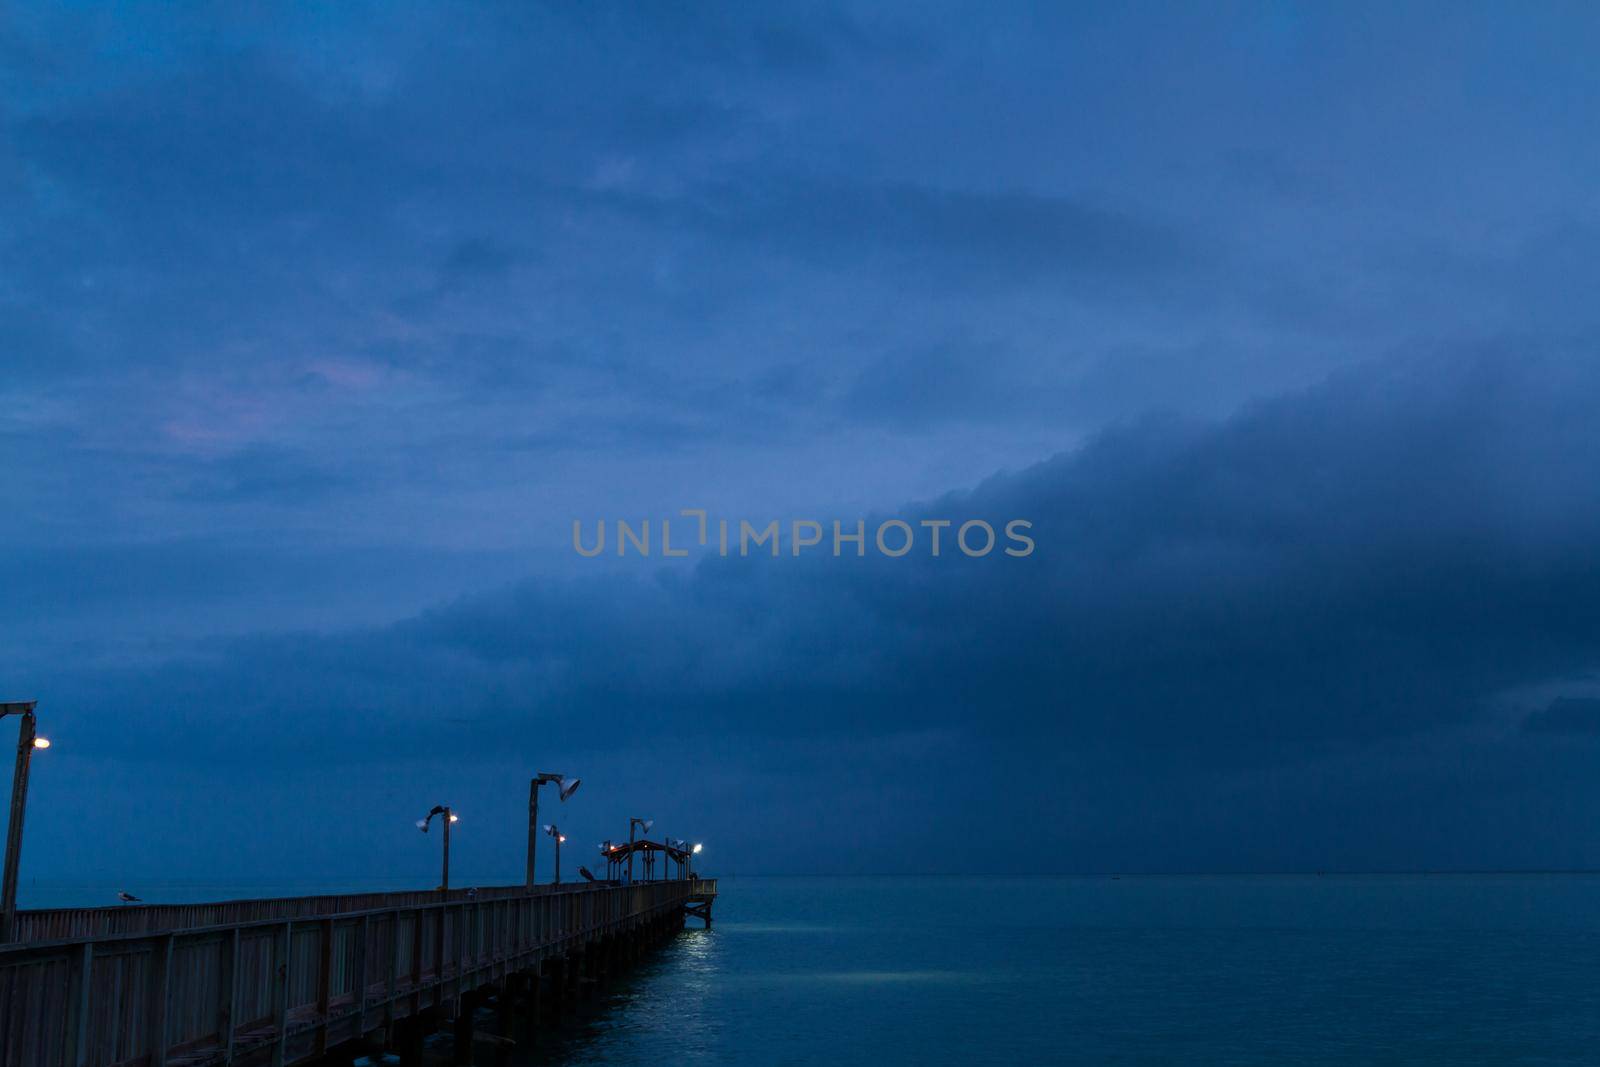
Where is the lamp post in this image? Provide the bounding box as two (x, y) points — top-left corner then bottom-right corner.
(0, 701), (48, 942)
(670, 839), (700, 880)
(416, 805), (457, 894)
(691, 842), (703, 880)
(627, 817), (652, 882)
(543, 823), (566, 883)
(528, 772), (580, 889)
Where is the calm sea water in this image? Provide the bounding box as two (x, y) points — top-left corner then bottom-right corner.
(28, 874), (1600, 1064)
(516, 874), (1600, 1066)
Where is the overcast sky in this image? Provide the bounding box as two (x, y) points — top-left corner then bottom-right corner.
(6, 3), (1600, 889)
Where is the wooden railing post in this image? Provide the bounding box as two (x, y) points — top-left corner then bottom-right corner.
(386, 910), (400, 1028)
(66, 941), (93, 1067)
(315, 918), (333, 1054)
(149, 934), (173, 1067)
(411, 909), (425, 1016)
(433, 903), (445, 1000)
(270, 921), (292, 1067)
(220, 928), (239, 1063)
(352, 916), (369, 1039)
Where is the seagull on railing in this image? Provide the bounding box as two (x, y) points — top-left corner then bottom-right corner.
(117, 891), (141, 903)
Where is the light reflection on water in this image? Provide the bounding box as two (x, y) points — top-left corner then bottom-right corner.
(514, 927), (724, 1066)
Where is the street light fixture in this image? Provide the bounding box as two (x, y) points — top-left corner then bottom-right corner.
(0, 701), (46, 942)
(543, 823), (567, 884)
(417, 805), (456, 894)
(527, 772), (580, 889)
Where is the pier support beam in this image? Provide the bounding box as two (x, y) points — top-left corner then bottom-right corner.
(527, 968), (545, 1032)
(545, 957), (565, 1025)
(495, 982), (516, 1067)
(395, 1014), (426, 1067)
(526, 970), (543, 1039)
(453, 991), (475, 1066)
(567, 949), (584, 1010)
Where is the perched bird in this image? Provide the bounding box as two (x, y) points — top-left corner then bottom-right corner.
(117, 891), (141, 903)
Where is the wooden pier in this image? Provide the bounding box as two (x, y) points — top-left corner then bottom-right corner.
(0, 876), (718, 1067)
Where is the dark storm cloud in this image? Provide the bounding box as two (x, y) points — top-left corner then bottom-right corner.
(573, 177), (1193, 290)
(840, 340), (1073, 427)
(1522, 699), (1600, 737)
(169, 445), (355, 505)
(46, 349), (1600, 774)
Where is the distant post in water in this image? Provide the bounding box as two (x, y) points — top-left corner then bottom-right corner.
(0, 701), (47, 943)
(527, 772), (580, 889)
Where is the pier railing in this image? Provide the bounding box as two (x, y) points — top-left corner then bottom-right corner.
(11, 883), (584, 942)
(0, 880), (692, 1067)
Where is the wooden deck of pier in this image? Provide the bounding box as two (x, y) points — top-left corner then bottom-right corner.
(0, 877), (719, 1067)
